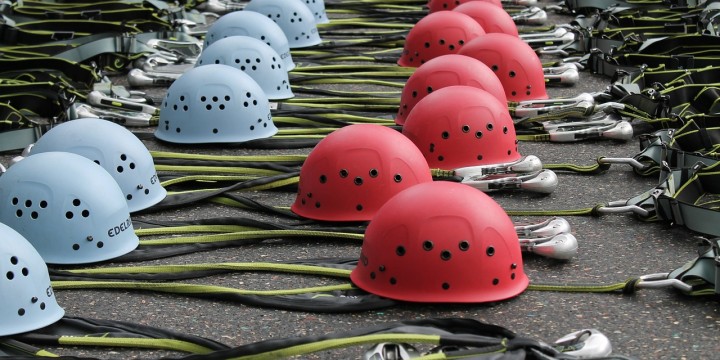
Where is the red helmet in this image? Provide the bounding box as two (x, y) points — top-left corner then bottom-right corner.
(291, 124), (433, 221)
(351, 181), (528, 303)
(459, 33), (549, 101)
(397, 11), (485, 68)
(402, 85), (520, 169)
(427, 0), (502, 13)
(454, 1), (519, 37)
(396, 54), (507, 126)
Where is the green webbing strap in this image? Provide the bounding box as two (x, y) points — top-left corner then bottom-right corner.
(6, 316), (230, 356)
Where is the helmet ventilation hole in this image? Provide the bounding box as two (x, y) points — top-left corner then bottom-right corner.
(389, 277), (397, 285)
(422, 240), (434, 251)
(354, 177), (363, 185)
(441, 131), (449, 139)
(10, 256), (18, 265)
(461, 125), (470, 133)
(356, 204), (363, 211)
(440, 250), (452, 261)
(369, 169), (379, 178)
(396, 246), (406, 256)
(393, 174), (403, 183)
(442, 282), (450, 290)
(492, 278), (500, 285)
(509, 71), (516, 78)
(486, 123), (494, 131)
(6, 272), (13, 280)
(370, 272), (376, 279)
(319, 175), (327, 183)
(475, 131), (483, 138)
(339, 169), (349, 178)
(459, 240), (470, 251)
(486, 246), (495, 256)
(17, 308), (25, 316)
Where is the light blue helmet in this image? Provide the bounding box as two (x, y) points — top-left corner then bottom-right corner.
(0, 221), (64, 336)
(197, 36), (294, 100)
(155, 64), (278, 144)
(302, 0), (329, 24)
(204, 10), (295, 70)
(0, 152), (139, 265)
(245, 0), (322, 48)
(28, 118), (167, 213)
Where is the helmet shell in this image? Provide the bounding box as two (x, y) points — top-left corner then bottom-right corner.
(155, 64), (278, 144)
(351, 181), (528, 303)
(427, 0), (502, 12)
(402, 86), (520, 169)
(454, 1), (519, 37)
(29, 118), (167, 213)
(302, 0), (329, 24)
(291, 124), (433, 221)
(0, 222), (64, 336)
(203, 10), (295, 71)
(397, 11), (485, 68)
(396, 54), (507, 125)
(245, 0), (322, 48)
(459, 33), (549, 101)
(197, 36), (294, 100)
(0, 152), (139, 264)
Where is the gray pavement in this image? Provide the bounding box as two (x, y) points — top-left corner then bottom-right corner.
(2, 2), (719, 359)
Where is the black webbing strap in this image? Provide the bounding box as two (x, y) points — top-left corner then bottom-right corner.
(667, 238), (720, 295)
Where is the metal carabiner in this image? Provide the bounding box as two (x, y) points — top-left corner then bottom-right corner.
(364, 343), (421, 360)
(453, 155), (543, 178)
(462, 169), (558, 194)
(594, 201), (651, 217)
(515, 217), (572, 238)
(553, 329), (613, 358)
(520, 233), (579, 260)
(636, 273), (693, 293)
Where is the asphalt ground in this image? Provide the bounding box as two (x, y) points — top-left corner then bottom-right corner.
(2, 2), (720, 359)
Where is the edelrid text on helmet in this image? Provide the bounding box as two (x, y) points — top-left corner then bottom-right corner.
(0, 222), (64, 336)
(155, 64), (278, 144)
(197, 36), (294, 100)
(396, 54), (507, 125)
(350, 181), (528, 303)
(0, 152), (139, 264)
(459, 32), (549, 101)
(402, 85), (520, 169)
(397, 11), (485, 67)
(203, 10), (296, 70)
(245, 0), (322, 48)
(29, 118), (167, 213)
(454, 1), (519, 37)
(291, 124), (433, 222)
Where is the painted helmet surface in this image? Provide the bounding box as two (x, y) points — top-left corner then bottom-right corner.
(402, 85), (520, 169)
(291, 124), (433, 221)
(459, 32), (549, 101)
(0, 222), (64, 336)
(0, 152), (139, 264)
(427, 0), (502, 13)
(245, 0), (322, 48)
(302, 0), (329, 24)
(351, 181), (528, 303)
(155, 64), (277, 144)
(29, 118), (166, 213)
(203, 10), (295, 70)
(396, 54), (507, 125)
(397, 11), (485, 67)
(454, 1), (519, 37)
(197, 36), (294, 100)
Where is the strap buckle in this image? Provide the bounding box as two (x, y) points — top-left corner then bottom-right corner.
(51, 31), (75, 41)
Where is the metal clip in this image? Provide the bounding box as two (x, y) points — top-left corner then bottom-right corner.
(145, 38), (202, 63)
(544, 66), (579, 86)
(86, 91), (159, 116)
(196, 0), (244, 13)
(597, 157), (651, 171)
(515, 217), (571, 238)
(595, 201), (650, 217)
(462, 169), (558, 194)
(512, 7), (547, 25)
(513, 93), (595, 118)
(453, 155), (543, 178)
(71, 103), (152, 127)
(546, 120), (633, 142)
(127, 69), (178, 87)
(364, 343), (420, 360)
(636, 273), (693, 292)
(554, 329), (613, 358)
(520, 233), (578, 260)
